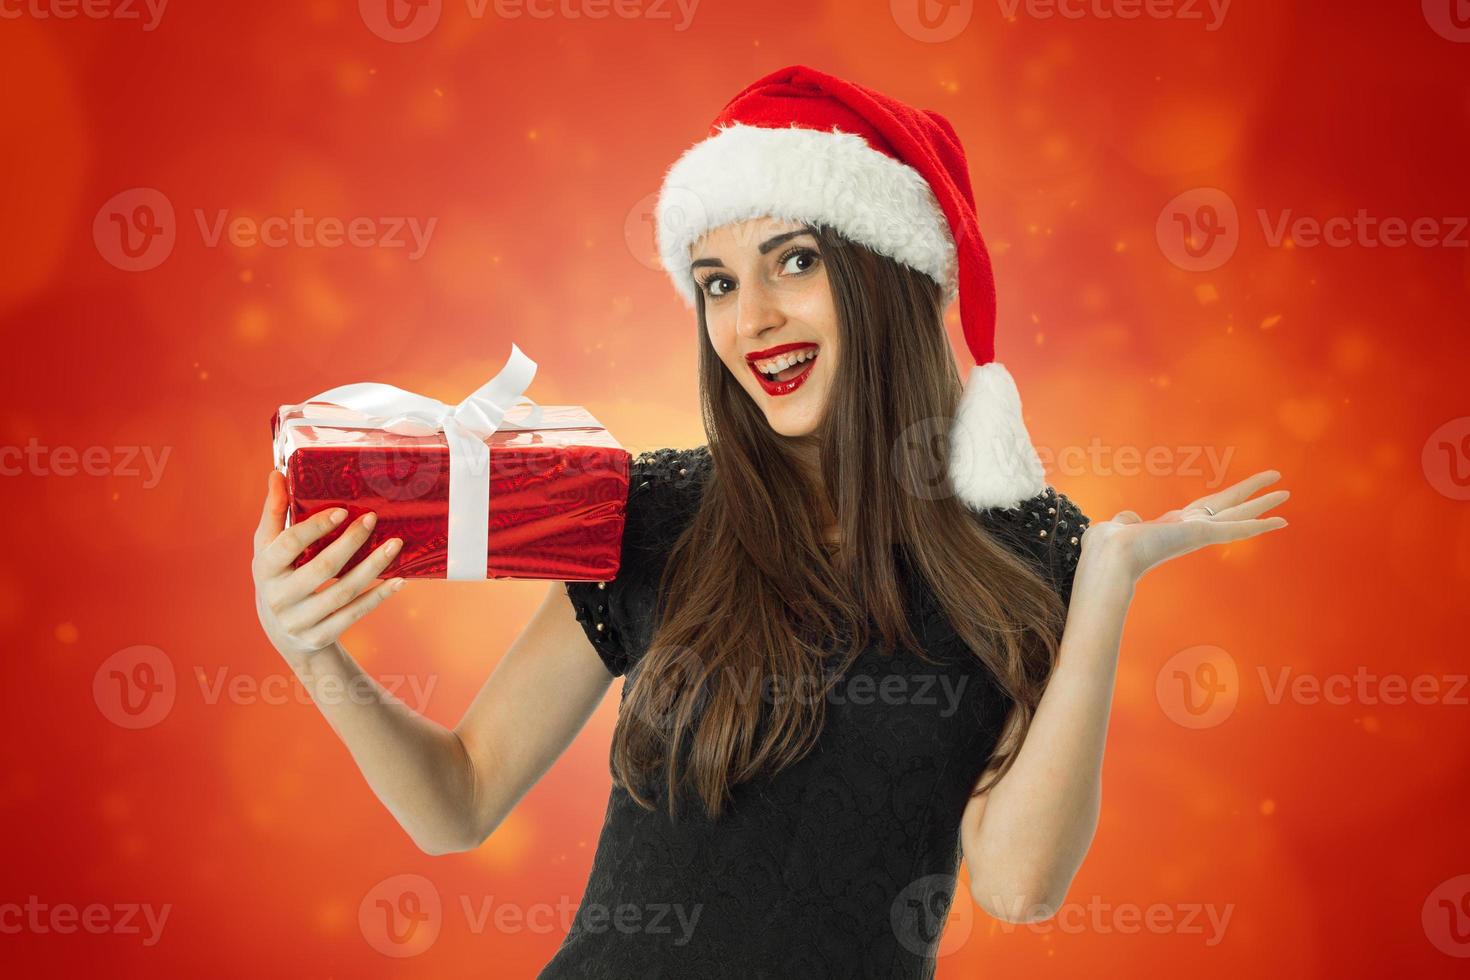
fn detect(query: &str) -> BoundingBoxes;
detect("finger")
[288,535,404,627]
[1212,489,1289,523]
[300,577,407,649]
[1201,516,1288,544]
[1111,510,1143,525]
[253,471,288,556]
[1188,469,1282,515]
[255,506,349,579]
[281,512,381,604]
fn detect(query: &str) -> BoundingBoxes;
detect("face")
[689,216,839,438]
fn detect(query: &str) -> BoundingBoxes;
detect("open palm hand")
[1081,469,1290,584]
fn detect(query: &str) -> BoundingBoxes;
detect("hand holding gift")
[267,344,631,582]
[253,344,630,661]
[252,473,405,663]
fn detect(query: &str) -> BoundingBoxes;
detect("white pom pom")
[948,362,1046,511]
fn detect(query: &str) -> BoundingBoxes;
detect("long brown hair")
[611,224,1065,821]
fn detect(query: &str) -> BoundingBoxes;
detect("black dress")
[542,446,1089,980]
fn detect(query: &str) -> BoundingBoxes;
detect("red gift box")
[269,350,629,581]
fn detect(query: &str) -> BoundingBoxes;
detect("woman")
[251,66,1288,978]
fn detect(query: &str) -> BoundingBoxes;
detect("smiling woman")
[251,62,1288,980]
[540,64,1286,978]
[691,220,840,433]
[537,65,1109,979]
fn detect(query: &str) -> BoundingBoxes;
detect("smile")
[747,343,819,397]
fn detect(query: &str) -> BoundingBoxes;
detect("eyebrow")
[689,226,818,271]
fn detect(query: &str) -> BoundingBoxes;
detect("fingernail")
[329,509,347,524]
[385,538,402,556]
[363,512,377,530]
[391,578,406,592]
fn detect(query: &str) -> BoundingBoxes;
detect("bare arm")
[960,471,1290,921]
[958,568,1128,923]
[252,470,619,855]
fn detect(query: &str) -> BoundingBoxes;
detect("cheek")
[799,281,839,366]
[793,273,838,339]
[705,318,745,374]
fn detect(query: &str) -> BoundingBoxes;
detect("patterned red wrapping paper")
[270,402,629,581]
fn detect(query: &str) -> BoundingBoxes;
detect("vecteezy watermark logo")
[0,439,172,488]
[627,185,710,275]
[992,0,1231,30]
[1160,650,1470,728]
[194,667,438,712]
[93,188,177,272]
[891,874,972,957]
[1036,439,1235,487]
[1421,417,1470,501]
[94,188,438,271]
[491,0,699,29]
[0,898,172,946]
[1423,874,1470,958]
[1156,188,1239,272]
[984,895,1234,945]
[1257,210,1470,250]
[93,645,177,730]
[1155,645,1238,730]
[359,0,443,42]
[891,418,1238,503]
[1159,187,1470,271]
[93,646,439,729]
[193,209,437,260]
[359,877,703,954]
[0,0,168,30]
[623,190,665,273]
[360,874,443,957]
[890,0,974,42]
[892,416,959,502]
[1423,0,1470,43]
[1256,666,1470,707]
[361,0,698,41]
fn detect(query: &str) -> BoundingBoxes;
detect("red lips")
[748,344,819,397]
[745,341,819,363]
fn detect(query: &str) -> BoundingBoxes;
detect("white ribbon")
[276,343,580,580]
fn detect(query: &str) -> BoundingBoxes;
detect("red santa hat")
[654,64,1046,512]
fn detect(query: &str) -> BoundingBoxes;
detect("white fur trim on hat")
[948,362,1046,511]
[656,122,958,307]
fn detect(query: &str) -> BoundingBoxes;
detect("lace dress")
[540,446,1089,980]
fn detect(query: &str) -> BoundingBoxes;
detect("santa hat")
[654,64,1045,512]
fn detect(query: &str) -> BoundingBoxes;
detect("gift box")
[269,344,629,581]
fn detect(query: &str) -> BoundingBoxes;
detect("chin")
[758,400,826,438]
[734,369,828,438]
[765,417,819,438]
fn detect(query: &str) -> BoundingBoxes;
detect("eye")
[778,246,820,276]
[695,273,735,299]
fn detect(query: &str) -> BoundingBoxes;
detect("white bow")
[277,343,566,580]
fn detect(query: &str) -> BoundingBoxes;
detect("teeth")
[754,347,817,374]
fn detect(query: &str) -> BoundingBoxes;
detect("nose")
[734,275,785,342]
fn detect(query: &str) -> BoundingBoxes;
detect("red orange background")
[3,1,1469,976]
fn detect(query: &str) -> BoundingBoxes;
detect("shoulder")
[612,444,712,581]
[970,486,1090,605]
[623,445,711,549]
[564,446,709,678]
[628,445,712,498]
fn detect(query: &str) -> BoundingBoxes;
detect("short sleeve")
[566,577,627,677]
[977,486,1091,608]
[565,446,710,678]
